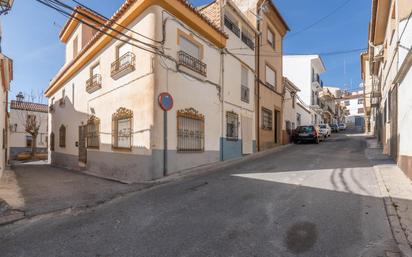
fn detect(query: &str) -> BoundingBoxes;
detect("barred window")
[177,108,204,152]
[50,132,55,151]
[262,108,273,130]
[87,116,100,149]
[112,107,133,150]
[226,112,239,140]
[59,125,66,148]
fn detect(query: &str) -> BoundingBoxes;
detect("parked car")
[338,123,347,131]
[319,124,331,138]
[294,125,321,144]
[330,124,340,133]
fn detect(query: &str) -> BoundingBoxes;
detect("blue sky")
[2,0,371,101]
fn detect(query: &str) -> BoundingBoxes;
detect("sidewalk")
[366,137,412,257]
[0,169,25,224]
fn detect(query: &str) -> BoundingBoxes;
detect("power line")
[70,0,163,44]
[286,0,354,39]
[230,47,366,57]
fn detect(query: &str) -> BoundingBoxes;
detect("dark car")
[294,125,320,144]
[330,124,340,133]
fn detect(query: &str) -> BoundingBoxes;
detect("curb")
[148,144,293,185]
[374,165,412,257]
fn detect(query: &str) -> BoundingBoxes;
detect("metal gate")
[78,125,87,164]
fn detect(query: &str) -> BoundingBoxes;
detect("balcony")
[224,16,240,37]
[241,85,249,103]
[241,32,254,50]
[111,52,136,79]
[178,50,207,76]
[86,74,102,94]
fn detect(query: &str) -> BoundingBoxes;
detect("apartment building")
[46,1,228,183]
[362,0,412,178]
[0,52,12,178]
[200,0,257,160]
[9,93,48,159]
[340,90,365,129]
[283,55,326,125]
[232,0,289,150]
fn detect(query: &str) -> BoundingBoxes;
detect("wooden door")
[241,116,253,154]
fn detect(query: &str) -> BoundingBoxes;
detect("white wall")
[9,109,48,149]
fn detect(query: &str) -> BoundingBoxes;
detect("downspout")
[256,5,261,152]
[220,0,225,161]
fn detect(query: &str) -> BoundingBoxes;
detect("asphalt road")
[0,132,400,257]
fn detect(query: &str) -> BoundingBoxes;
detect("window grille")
[177,108,204,152]
[59,125,66,148]
[262,108,273,130]
[226,112,239,140]
[50,132,55,151]
[112,107,133,150]
[224,15,240,37]
[87,116,100,149]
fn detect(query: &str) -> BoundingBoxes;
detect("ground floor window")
[177,108,204,152]
[226,111,239,140]
[59,125,66,148]
[50,132,55,151]
[87,116,100,149]
[112,107,133,150]
[26,135,33,147]
[262,108,273,130]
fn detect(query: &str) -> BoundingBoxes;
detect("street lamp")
[0,0,13,15]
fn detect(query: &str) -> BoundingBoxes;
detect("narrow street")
[0,131,401,257]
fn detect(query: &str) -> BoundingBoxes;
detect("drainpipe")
[256,4,261,152]
[220,0,225,161]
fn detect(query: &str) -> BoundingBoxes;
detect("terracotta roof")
[10,100,48,113]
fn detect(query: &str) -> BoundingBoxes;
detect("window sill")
[111,146,132,152]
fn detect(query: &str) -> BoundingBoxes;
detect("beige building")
[9,93,48,159]
[233,0,289,150]
[0,52,12,178]
[362,0,412,178]
[46,2,228,183]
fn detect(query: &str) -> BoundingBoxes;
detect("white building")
[340,90,365,129]
[9,93,48,159]
[283,77,300,143]
[200,0,257,160]
[283,55,326,125]
[0,52,12,178]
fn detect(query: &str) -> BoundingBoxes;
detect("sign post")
[158,93,173,177]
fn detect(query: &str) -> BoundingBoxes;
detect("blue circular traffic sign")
[158,92,173,111]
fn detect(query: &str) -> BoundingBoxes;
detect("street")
[0,131,401,257]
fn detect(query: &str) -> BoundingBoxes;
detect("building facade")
[0,52,12,178]
[362,0,412,178]
[283,55,326,125]
[200,0,257,160]
[282,77,299,143]
[9,93,48,159]
[46,1,228,183]
[340,90,365,130]
[233,0,289,151]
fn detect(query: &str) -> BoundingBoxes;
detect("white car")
[338,123,347,131]
[319,124,332,138]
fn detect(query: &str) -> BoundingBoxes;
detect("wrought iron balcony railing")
[178,50,207,76]
[86,74,102,94]
[224,15,240,37]
[241,85,250,103]
[111,52,136,79]
[241,32,254,50]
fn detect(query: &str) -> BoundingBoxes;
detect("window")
[285,120,292,134]
[262,108,273,130]
[59,125,66,148]
[179,36,200,59]
[292,93,296,109]
[297,113,301,126]
[112,42,136,78]
[117,42,132,59]
[358,98,364,104]
[344,100,350,106]
[87,116,100,149]
[73,36,78,58]
[358,108,364,114]
[2,129,5,149]
[241,30,254,50]
[112,107,133,149]
[265,65,276,90]
[224,14,240,37]
[226,112,239,140]
[26,135,33,148]
[241,66,249,103]
[50,132,55,151]
[177,108,204,152]
[267,28,275,49]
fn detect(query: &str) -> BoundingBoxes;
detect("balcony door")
[179,36,200,59]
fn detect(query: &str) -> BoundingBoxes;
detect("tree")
[25,114,41,157]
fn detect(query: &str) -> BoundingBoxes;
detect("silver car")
[319,124,332,138]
